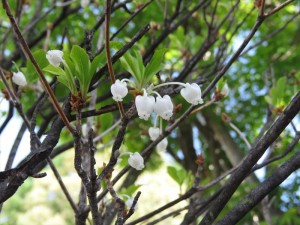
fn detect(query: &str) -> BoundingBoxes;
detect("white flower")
[46,50,64,67]
[148,127,160,141]
[80,0,89,8]
[221,83,229,97]
[135,93,155,120]
[128,152,144,170]
[125,197,138,210]
[180,83,203,105]
[111,79,128,102]
[157,138,168,152]
[12,71,27,86]
[154,95,173,120]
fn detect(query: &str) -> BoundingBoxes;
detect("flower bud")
[12,71,27,86]
[46,50,64,67]
[111,79,128,102]
[157,138,168,152]
[221,83,229,97]
[128,152,144,170]
[180,83,203,105]
[148,127,160,141]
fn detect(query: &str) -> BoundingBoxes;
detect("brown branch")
[260,0,266,17]
[199,91,300,225]
[216,151,300,225]
[105,0,125,118]
[265,0,294,17]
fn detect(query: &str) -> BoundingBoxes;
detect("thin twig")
[228,122,252,150]
[105,0,125,118]
[265,0,294,17]
[259,0,266,17]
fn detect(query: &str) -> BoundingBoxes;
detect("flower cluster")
[111,80,203,121]
[111,80,204,153]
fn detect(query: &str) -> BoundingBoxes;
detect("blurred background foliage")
[0,0,299,224]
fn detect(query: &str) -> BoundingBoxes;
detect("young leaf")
[43,64,76,94]
[26,50,48,83]
[43,64,67,77]
[167,166,181,186]
[120,50,144,85]
[110,41,124,51]
[70,45,91,99]
[90,52,105,78]
[143,48,167,86]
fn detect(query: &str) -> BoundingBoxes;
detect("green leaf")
[25,50,48,83]
[167,166,182,186]
[120,50,144,87]
[110,41,124,51]
[266,76,286,107]
[276,77,286,100]
[43,64,75,92]
[217,77,227,91]
[144,48,167,86]
[43,64,67,77]
[120,184,142,196]
[70,45,91,99]
[90,52,105,77]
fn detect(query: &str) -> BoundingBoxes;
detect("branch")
[105,0,125,118]
[216,151,300,225]
[199,91,300,225]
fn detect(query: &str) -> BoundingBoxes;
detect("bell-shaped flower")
[12,71,27,86]
[148,127,160,141]
[221,83,229,97]
[154,95,174,120]
[135,93,155,120]
[180,83,203,105]
[81,0,89,8]
[46,50,64,67]
[157,138,168,152]
[111,79,128,102]
[128,152,144,170]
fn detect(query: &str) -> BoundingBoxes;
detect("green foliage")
[120,49,167,90]
[70,45,91,99]
[167,165,193,192]
[265,76,287,109]
[22,50,48,83]
[217,77,227,92]
[43,45,104,100]
[120,184,142,196]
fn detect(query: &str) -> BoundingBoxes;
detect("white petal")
[111,79,128,102]
[46,50,63,67]
[128,152,144,170]
[181,83,203,105]
[135,95,155,120]
[221,83,229,96]
[12,71,27,86]
[148,127,160,141]
[154,95,173,120]
[157,138,168,152]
